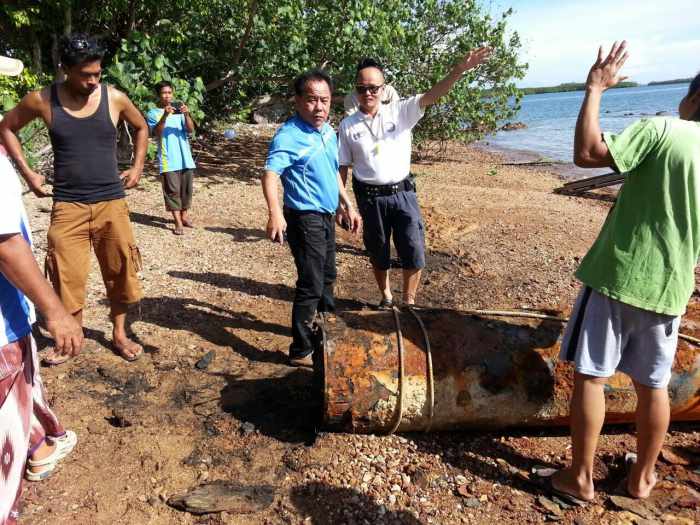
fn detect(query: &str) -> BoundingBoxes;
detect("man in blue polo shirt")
[262,69,360,367]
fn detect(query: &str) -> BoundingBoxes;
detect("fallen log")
[320,307,700,433]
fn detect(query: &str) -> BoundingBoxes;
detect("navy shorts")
[354,187,425,270]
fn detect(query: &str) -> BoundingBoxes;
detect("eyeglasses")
[356,84,384,95]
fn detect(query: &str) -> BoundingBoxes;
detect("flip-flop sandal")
[112,342,143,362]
[41,351,71,366]
[376,298,393,310]
[25,430,78,482]
[533,466,590,508]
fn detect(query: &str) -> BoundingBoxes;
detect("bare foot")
[627,461,657,498]
[551,468,595,502]
[112,337,143,362]
[182,216,194,228]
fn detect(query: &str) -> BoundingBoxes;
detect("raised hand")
[455,46,492,73]
[586,41,629,92]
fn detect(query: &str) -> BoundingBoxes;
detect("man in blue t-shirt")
[0,55,83,524]
[262,69,361,367]
[146,81,197,235]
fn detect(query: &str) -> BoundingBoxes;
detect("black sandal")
[377,298,393,310]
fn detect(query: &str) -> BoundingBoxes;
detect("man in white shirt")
[338,51,490,307]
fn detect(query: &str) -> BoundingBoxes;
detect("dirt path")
[20,129,699,525]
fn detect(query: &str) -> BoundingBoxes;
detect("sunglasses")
[356,84,383,95]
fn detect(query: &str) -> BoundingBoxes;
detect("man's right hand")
[24,170,51,198]
[266,212,287,244]
[160,105,175,120]
[45,308,83,358]
[586,41,629,92]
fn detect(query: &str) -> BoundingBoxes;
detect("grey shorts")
[353,187,425,271]
[560,286,680,388]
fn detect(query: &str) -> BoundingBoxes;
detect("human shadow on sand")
[168,270,366,310]
[138,295,289,365]
[204,226,266,242]
[129,211,172,231]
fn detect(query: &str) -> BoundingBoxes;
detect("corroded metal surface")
[321,307,700,433]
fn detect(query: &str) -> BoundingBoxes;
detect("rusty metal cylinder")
[321,307,700,433]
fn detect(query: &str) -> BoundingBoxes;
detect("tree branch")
[205,0,258,92]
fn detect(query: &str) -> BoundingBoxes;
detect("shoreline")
[474,138,612,181]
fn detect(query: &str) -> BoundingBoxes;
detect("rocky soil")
[17,126,700,525]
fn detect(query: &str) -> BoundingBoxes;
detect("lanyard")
[362,113,383,142]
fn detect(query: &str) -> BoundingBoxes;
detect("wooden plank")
[556,172,626,195]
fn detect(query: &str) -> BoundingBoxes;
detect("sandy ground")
[16,127,699,525]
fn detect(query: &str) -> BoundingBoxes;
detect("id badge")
[373,142,381,156]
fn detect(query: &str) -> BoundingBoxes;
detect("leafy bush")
[104,32,206,123]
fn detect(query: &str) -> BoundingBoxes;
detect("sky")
[490,0,700,87]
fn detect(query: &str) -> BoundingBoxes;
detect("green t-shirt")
[576,117,700,316]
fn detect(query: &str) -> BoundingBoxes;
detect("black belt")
[353,176,414,197]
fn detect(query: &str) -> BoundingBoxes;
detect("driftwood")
[167,482,275,515]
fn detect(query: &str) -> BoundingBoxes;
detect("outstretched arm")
[420,47,492,109]
[574,41,628,168]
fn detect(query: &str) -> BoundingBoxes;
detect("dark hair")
[689,72,700,97]
[688,72,700,122]
[356,58,384,76]
[155,80,174,95]
[59,33,105,68]
[293,69,333,96]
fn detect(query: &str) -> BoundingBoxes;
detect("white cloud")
[494,0,700,86]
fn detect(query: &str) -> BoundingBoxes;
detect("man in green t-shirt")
[548,42,700,504]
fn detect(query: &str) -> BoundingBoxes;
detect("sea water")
[481,83,691,164]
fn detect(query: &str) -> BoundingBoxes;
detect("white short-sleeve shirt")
[338,95,425,185]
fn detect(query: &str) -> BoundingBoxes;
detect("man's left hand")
[120,167,142,189]
[347,208,362,234]
[455,46,492,74]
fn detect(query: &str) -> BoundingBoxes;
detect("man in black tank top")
[0,34,149,364]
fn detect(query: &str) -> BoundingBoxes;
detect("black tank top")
[49,83,124,202]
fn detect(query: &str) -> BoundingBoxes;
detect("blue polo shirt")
[265,114,339,214]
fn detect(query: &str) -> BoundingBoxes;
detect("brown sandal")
[42,350,71,366]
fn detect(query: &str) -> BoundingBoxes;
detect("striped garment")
[0,154,35,347]
[0,335,65,524]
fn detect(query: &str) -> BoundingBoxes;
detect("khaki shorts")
[45,199,143,314]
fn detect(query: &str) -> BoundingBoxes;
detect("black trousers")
[284,208,336,358]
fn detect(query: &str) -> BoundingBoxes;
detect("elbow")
[573,149,602,168]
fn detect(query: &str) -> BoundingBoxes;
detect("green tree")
[1,0,527,152]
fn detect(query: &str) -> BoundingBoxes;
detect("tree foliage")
[1,0,527,149]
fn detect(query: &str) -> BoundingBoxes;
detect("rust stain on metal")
[321,306,700,433]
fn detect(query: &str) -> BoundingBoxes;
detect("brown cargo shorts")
[45,198,143,314]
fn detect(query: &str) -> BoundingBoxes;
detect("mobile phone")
[171,101,183,114]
